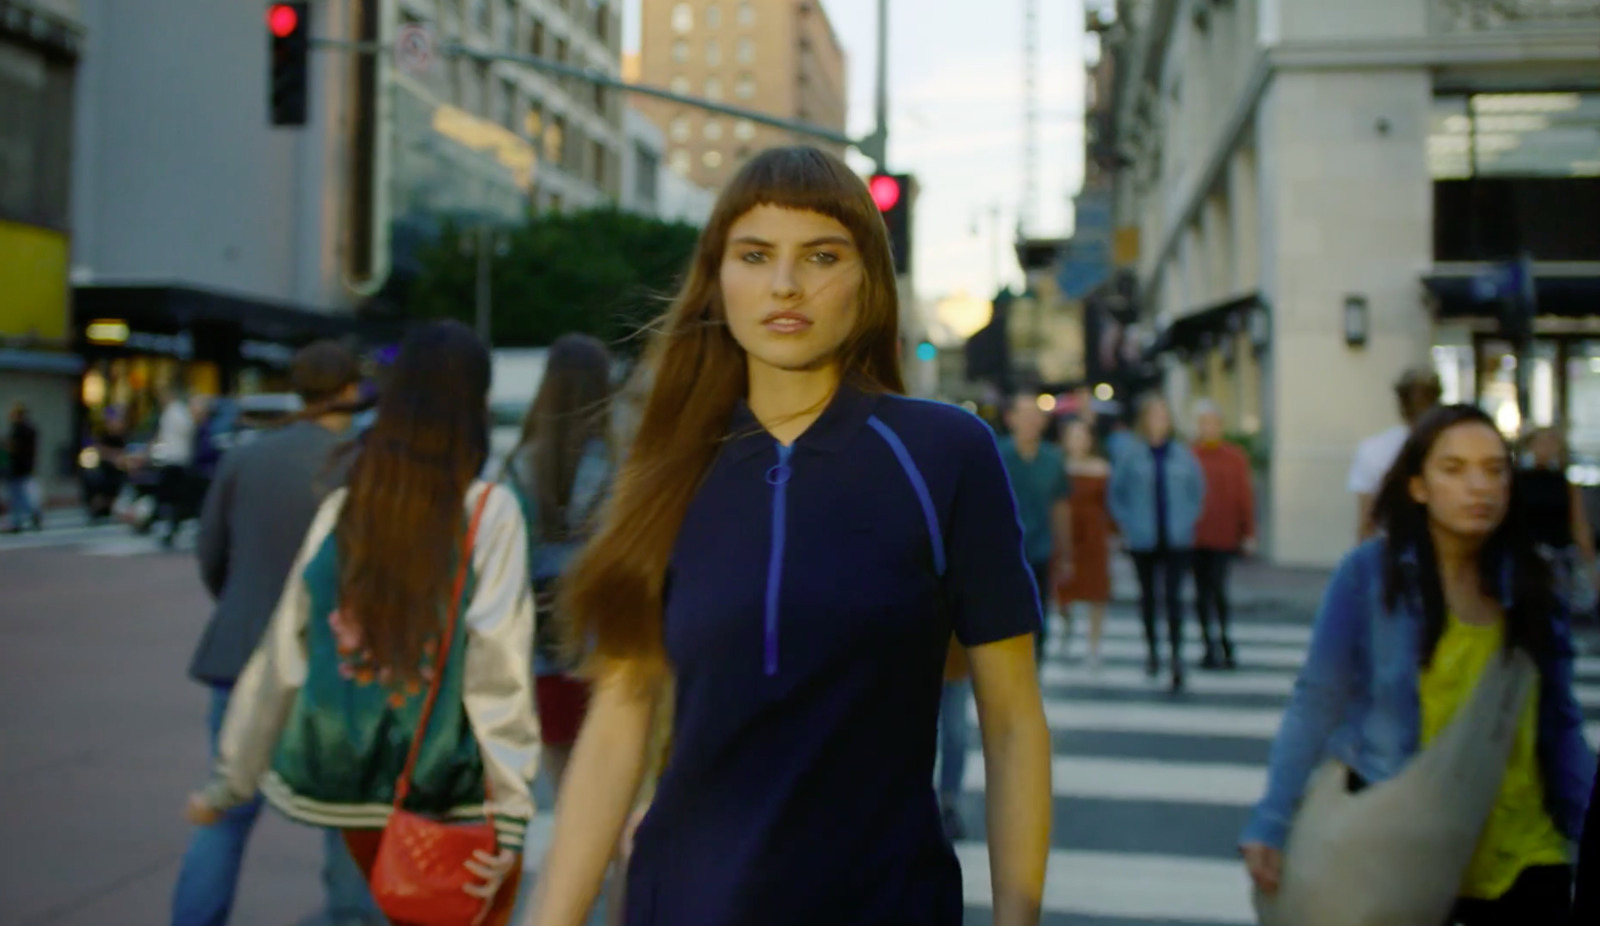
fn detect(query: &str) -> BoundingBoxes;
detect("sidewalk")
[1109,554,1332,617]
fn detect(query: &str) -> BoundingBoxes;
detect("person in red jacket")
[1190,401,1255,669]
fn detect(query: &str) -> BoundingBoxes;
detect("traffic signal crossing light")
[870,173,914,277]
[268,3,309,126]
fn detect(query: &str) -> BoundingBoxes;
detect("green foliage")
[1225,431,1271,472]
[404,208,702,355]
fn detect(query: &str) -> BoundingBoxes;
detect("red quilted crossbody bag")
[370,487,501,926]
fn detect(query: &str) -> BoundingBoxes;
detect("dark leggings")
[1131,549,1188,670]
[1192,549,1233,649]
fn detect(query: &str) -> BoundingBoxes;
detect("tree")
[404,208,702,354]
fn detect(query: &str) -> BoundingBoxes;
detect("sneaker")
[1170,668,1186,693]
[1222,639,1238,670]
[1145,654,1160,678]
[1200,648,1221,671]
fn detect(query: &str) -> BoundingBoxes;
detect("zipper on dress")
[764,443,794,677]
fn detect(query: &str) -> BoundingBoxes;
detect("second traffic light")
[268,3,309,126]
[869,173,914,277]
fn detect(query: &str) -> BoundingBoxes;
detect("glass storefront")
[1438,334,1600,485]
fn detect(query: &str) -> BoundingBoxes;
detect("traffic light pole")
[309,38,867,155]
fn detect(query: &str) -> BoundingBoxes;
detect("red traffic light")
[869,175,901,212]
[267,4,300,38]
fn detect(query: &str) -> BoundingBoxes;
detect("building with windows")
[2,0,84,497]
[622,107,717,223]
[636,0,848,189]
[1097,0,1600,566]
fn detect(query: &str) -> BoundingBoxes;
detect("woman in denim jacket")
[1241,405,1593,924]
[1108,396,1205,691]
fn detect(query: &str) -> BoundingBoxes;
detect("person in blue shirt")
[996,391,1073,661]
[522,146,1053,926]
[1108,395,1204,691]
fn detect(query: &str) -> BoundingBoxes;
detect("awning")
[1424,272,1600,319]
[1146,291,1264,358]
[72,285,403,345]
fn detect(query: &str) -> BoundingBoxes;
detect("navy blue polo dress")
[624,384,1042,926]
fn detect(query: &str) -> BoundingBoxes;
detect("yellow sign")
[431,104,538,190]
[0,220,69,340]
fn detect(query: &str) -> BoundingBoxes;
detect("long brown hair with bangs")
[338,321,491,680]
[559,146,904,680]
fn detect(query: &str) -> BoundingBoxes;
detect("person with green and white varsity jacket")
[187,322,539,922]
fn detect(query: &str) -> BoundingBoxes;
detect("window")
[545,115,566,165]
[500,78,519,131]
[595,2,611,45]
[737,2,754,27]
[704,119,723,140]
[635,141,659,205]
[555,37,569,65]
[564,123,585,172]
[706,39,721,66]
[592,140,608,184]
[525,100,545,139]
[669,115,692,142]
[670,149,692,176]
[1428,92,1600,179]
[736,37,754,64]
[670,75,691,94]
[671,2,693,33]
[502,0,519,47]
[735,74,755,100]
[672,39,689,63]
[470,0,490,33]
[703,149,723,169]
[704,77,722,100]
[734,119,756,141]
[594,82,607,114]
[474,62,491,114]
[530,17,545,56]
[706,2,723,28]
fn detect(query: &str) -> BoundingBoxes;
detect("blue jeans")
[936,681,972,799]
[171,685,379,926]
[6,477,37,528]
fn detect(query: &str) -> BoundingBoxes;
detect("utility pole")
[475,224,492,347]
[868,0,890,173]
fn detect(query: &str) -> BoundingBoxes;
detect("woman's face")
[720,205,863,378]
[1409,421,1510,540]
[1142,401,1173,443]
[1065,420,1093,458]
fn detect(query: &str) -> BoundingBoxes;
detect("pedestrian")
[5,403,42,532]
[1108,395,1204,691]
[501,333,615,794]
[185,322,538,926]
[1057,417,1113,670]
[171,342,379,926]
[1190,400,1255,670]
[1519,426,1598,621]
[152,384,197,547]
[521,145,1052,926]
[997,391,1073,661]
[1242,405,1593,925]
[1347,367,1441,541]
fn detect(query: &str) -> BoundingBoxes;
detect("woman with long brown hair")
[502,333,614,793]
[523,146,1051,926]
[186,321,539,926]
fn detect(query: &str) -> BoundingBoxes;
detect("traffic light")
[870,173,913,276]
[267,3,309,126]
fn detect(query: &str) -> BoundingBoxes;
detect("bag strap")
[392,483,496,809]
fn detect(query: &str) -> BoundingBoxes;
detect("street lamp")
[1344,294,1369,348]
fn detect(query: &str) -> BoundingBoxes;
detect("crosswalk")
[949,607,1600,925]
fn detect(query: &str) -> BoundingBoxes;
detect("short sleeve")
[944,426,1044,648]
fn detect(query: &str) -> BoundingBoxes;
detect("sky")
[624,0,1090,326]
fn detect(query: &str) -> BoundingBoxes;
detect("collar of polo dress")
[723,381,881,462]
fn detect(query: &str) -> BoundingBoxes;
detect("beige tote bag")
[1254,648,1537,926]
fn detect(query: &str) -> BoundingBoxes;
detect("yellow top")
[1418,612,1569,900]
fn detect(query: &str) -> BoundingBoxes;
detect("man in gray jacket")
[171,342,380,926]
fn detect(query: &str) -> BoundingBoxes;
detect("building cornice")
[1132,26,1600,306]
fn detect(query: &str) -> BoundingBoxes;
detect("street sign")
[395,23,434,76]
